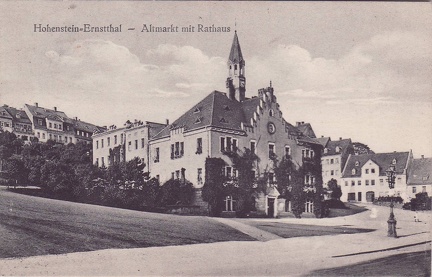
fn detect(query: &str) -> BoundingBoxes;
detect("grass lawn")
[0,188,254,259]
[235,220,374,238]
[306,250,431,277]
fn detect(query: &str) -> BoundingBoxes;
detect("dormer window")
[194,117,202,124]
[219,117,227,123]
[193,107,201,113]
[352,168,356,175]
[392,158,397,165]
[324,148,328,154]
[335,146,340,153]
[355,161,359,166]
[223,105,231,111]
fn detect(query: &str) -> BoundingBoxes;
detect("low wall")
[164,205,208,216]
[373,202,403,209]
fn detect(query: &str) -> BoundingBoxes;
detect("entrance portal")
[267,198,275,217]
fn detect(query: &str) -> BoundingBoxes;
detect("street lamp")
[385,164,397,238]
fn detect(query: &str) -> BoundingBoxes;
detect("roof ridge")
[209,91,217,126]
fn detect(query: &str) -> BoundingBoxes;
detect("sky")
[0,2,431,157]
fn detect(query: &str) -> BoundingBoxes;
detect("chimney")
[75,117,78,120]
[421,155,424,159]
[35,102,38,107]
[339,137,342,140]
[296,122,301,126]
[166,119,169,125]
[321,135,324,138]
[54,107,57,111]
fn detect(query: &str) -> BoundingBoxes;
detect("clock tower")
[226,31,246,102]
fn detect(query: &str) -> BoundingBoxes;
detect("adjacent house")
[406,156,432,199]
[341,151,412,203]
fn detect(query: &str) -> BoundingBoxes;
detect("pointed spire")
[228,32,244,65]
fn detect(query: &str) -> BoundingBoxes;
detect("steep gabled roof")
[316,137,331,147]
[25,104,69,121]
[151,91,247,140]
[3,106,32,124]
[407,158,432,186]
[228,32,244,65]
[72,118,106,134]
[296,123,316,138]
[342,152,410,178]
[0,106,13,119]
[323,139,352,156]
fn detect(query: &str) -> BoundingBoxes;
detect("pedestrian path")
[211,217,282,241]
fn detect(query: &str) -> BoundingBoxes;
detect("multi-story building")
[92,32,323,217]
[406,156,432,199]
[92,120,166,168]
[0,105,33,142]
[146,32,322,216]
[341,151,412,203]
[321,138,354,187]
[23,103,105,144]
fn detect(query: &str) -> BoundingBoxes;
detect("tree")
[272,155,297,199]
[3,156,28,187]
[327,178,342,200]
[353,142,375,155]
[40,161,77,196]
[202,157,227,216]
[223,148,260,214]
[158,178,194,206]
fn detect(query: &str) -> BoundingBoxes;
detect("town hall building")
[92,32,323,217]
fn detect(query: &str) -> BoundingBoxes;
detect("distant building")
[0,105,33,142]
[406,156,432,199]
[341,151,412,203]
[321,138,354,187]
[23,103,105,144]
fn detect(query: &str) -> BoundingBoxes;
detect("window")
[49,134,52,139]
[223,196,237,212]
[42,133,45,139]
[371,180,375,186]
[392,158,397,165]
[220,136,237,152]
[107,137,110,147]
[358,180,361,186]
[330,159,334,164]
[371,168,375,174]
[171,172,175,179]
[67,126,70,131]
[352,168,356,175]
[54,123,57,129]
[269,109,274,117]
[355,161,359,166]
[155,148,160,163]
[366,180,370,186]
[348,193,355,201]
[38,119,43,125]
[324,148,328,154]
[135,140,138,150]
[268,173,275,184]
[380,179,384,185]
[250,141,256,154]
[331,170,334,176]
[365,169,369,174]
[335,158,339,164]
[196,138,202,154]
[95,158,99,167]
[268,143,275,158]
[197,168,203,185]
[345,181,348,186]
[101,157,105,167]
[175,170,180,180]
[326,159,329,164]
[285,146,291,158]
[412,186,416,193]
[101,139,104,148]
[128,141,132,151]
[220,137,225,152]
[335,170,339,176]
[422,186,426,193]
[302,148,314,158]
[171,144,175,159]
[351,181,355,186]
[335,146,340,153]
[141,138,145,148]
[49,123,52,128]
[37,132,40,138]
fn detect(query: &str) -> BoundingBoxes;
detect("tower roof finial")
[270,80,272,88]
[228,31,244,65]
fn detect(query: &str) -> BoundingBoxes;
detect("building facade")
[321,138,354,187]
[341,151,412,203]
[0,105,33,142]
[23,103,105,144]
[406,156,432,199]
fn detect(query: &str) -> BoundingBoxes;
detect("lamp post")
[385,165,397,238]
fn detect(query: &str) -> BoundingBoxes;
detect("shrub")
[325,199,348,209]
